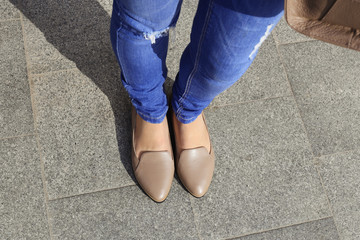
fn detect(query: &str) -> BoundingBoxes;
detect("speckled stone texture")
[48,182,198,240]
[31,69,133,200]
[13,0,114,74]
[316,149,360,240]
[0,21,34,138]
[272,17,314,45]
[279,41,360,156]
[0,136,49,239]
[2,0,360,239]
[0,0,20,20]
[234,217,340,240]
[191,96,330,240]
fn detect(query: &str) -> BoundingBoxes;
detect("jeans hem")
[175,114,198,124]
[136,106,168,124]
[171,100,200,124]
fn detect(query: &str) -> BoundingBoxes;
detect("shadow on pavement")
[9,0,136,182]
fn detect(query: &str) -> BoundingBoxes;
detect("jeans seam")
[176,0,215,119]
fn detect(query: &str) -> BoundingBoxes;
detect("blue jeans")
[110,0,284,123]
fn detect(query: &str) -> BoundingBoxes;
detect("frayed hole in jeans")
[143,26,175,44]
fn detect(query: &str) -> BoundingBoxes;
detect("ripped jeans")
[110,0,284,123]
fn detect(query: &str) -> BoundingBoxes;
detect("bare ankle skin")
[134,113,172,159]
[172,110,211,155]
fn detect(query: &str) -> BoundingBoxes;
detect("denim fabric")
[110,0,284,123]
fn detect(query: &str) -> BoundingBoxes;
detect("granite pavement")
[1,0,359,239]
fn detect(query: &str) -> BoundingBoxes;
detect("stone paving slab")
[3,1,360,239]
[234,217,340,240]
[0,0,20,20]
[0,135,49,239]
[209,35,291,108]
[14,0,113,74]
[21,18,77,74]
[279,41,360,157]
[272,17,314,45]
[0,213,49,240]
[31,69,133,200]
[0,20,34,138]
[315,148,360,240]
[192,96,330,240]
[48,182,198,240]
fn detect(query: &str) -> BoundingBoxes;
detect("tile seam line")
[277,39,318,46]
[274,39,343,239]
[188,195,203,240]
[270,32,279,44]
[0,133,35,141]
[312,158,344,240]
[271,31,316,46]
[316,148,357,158]
[222,215,334,240]
[48,183,137,201]
[0,18,21,22]
[206,94,294,111]
[29,67,79,77]
[19,13,55,240]
[274,33,316,163]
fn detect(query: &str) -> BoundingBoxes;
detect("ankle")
[134,113,171,156]
[172,111,211,153]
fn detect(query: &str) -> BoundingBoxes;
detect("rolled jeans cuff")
[135,106,168,124]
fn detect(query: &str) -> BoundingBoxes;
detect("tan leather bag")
[284,0,360,51]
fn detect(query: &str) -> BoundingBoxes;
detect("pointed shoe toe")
[134,151,174,202]
[176,146,215,198]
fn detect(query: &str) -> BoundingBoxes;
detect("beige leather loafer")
[172,111,215,198]
[131,107,174,202]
